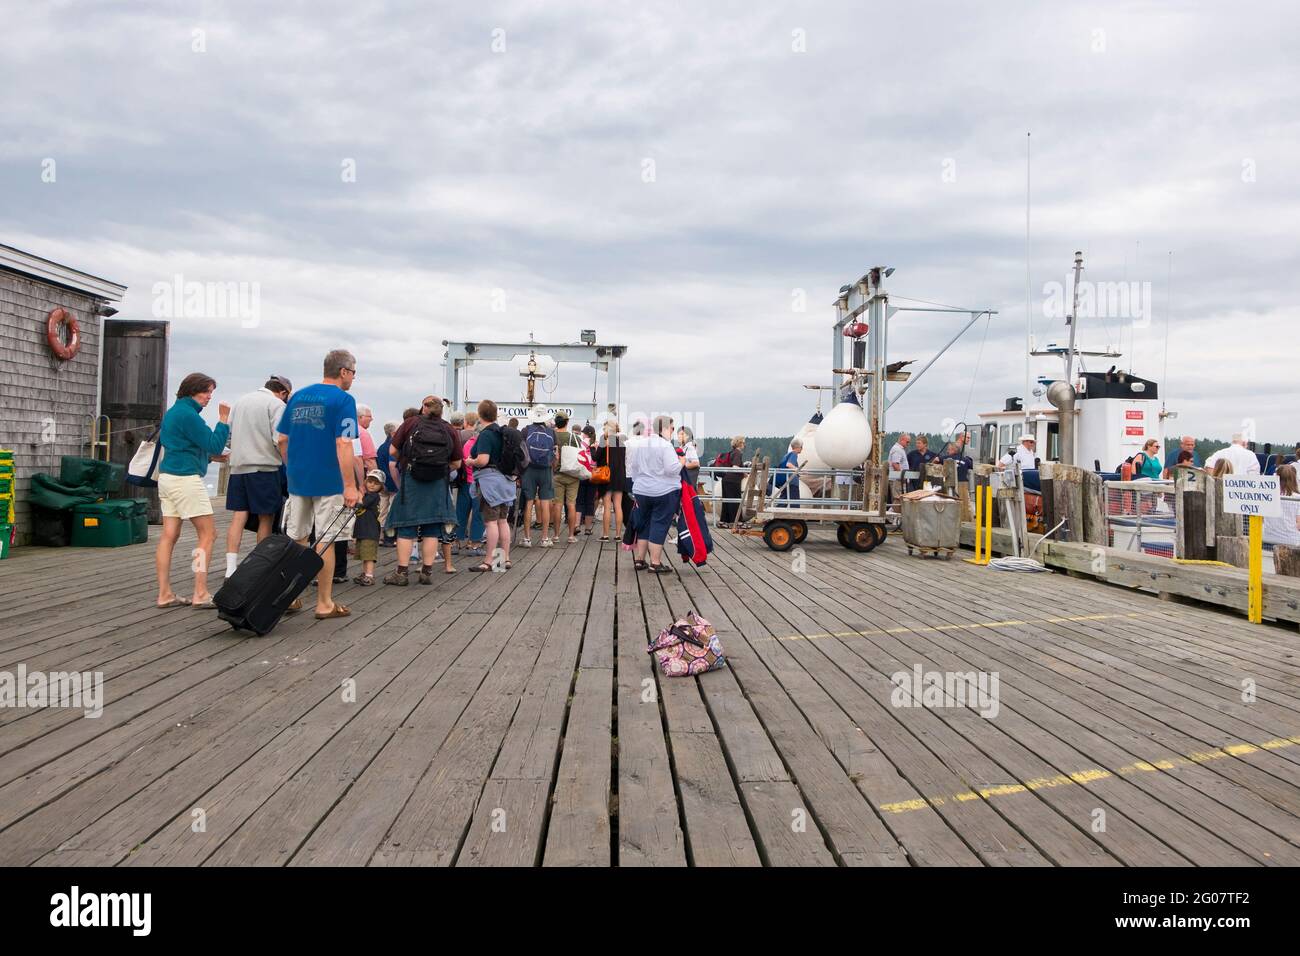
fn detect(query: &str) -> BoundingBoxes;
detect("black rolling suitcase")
[215,507,354,636]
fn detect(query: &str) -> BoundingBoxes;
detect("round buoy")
[817,396,873,470]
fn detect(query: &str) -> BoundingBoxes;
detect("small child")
[352,470,384,585]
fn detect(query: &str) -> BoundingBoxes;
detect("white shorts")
[285,494,355,543]
[158,473,214,520]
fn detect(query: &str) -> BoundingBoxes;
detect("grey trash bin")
[901,495,961,554]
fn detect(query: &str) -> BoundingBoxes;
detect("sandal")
[314,603,352,620]
[634,560,648,571]
[191,597,217,609]
[444,567,458,574]
[646,564,672,574]
[599,535,609,541]
[504,560,512,570]
[286,597,303,613]
[470,563,493,572]
[156,596,192,609]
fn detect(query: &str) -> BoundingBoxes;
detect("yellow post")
[967,482,990,565]
[1248,514,1263,624]
[977,489,987,564]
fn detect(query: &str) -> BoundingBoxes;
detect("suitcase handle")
[309,506,360,556]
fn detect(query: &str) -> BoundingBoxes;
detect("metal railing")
[1103,479,1177,557]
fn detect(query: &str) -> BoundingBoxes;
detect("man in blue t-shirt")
[276,349,360,619]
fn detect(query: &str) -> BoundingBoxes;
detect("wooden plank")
[543,664,612,866]
[613,547,685,866]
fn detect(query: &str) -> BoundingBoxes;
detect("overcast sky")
[4,0,1297,444]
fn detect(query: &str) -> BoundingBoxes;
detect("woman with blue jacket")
[155,372,231,608]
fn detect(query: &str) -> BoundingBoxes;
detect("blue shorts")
[226,470,284,516]
[521,466,555,501]
[634,490,681,545]
[395,522,456,543]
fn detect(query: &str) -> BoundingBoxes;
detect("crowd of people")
[152,356,1300,607]
[152,350,716,610]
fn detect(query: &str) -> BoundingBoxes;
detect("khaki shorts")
[356,538,379,562]
[158,473,213,520]
[285,494,355,543]
[554,472,580,507]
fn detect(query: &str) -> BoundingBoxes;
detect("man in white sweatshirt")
[224,376,292,576]
[1204,434,1261,476]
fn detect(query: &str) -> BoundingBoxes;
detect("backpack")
[404,417,453,482]
[490,424,529,479]
[525,425,555,469]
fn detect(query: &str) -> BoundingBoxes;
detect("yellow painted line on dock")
[776,611,1149,644]
[878,735,1300,815]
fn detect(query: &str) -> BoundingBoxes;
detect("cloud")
[2,0,1297,444]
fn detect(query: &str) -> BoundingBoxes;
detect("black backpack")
[496,425,529,479]
[404,417,453,482]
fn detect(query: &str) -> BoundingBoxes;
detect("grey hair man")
[275,349,359,618]
[887,432,911,508]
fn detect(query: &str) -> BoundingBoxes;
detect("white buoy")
[794,422,830,498]
[817,395,872,469]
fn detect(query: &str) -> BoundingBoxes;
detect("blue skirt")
[386,473,456,530]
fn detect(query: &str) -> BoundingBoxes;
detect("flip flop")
[314,603,351,620]
[191,598,217,609]
[156,596,192,609]
[469,563,492,572]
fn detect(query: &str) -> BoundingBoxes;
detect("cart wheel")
[846,523,879,553]
[907,546,913,555]
[836,523,850,548]
[763,521,796,552]
[872,524,887,545]
[792,521,808,544]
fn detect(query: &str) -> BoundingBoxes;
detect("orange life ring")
[47,308,81,361]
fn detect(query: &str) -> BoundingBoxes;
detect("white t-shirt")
[1000,445,1038,472]
[888,442,908,474]
[1204,443,1261,476]
[628,434,681,497]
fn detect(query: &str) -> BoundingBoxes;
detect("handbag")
[126,430,163,487]
[647,611,726,677]
[590,464,611,485]
[558,435,591,480]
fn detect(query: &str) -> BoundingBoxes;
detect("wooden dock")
[2,505,1300,867]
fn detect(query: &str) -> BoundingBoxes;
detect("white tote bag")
[559,436,591,480]
[127,431,164,487]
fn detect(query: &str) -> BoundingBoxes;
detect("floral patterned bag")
[647,611,726,677]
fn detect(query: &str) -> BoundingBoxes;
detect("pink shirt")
[358,428,377,461]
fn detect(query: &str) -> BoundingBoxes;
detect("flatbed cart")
[728,451,899,553]
[749,506,898,553]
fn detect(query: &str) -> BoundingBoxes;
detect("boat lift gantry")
[832,266,996,519]
[750,266,995,553]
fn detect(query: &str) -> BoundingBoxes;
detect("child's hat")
[366,469,385,483]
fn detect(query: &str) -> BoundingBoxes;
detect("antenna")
[1024,131,1032,426]
[1162,250,1173,411]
